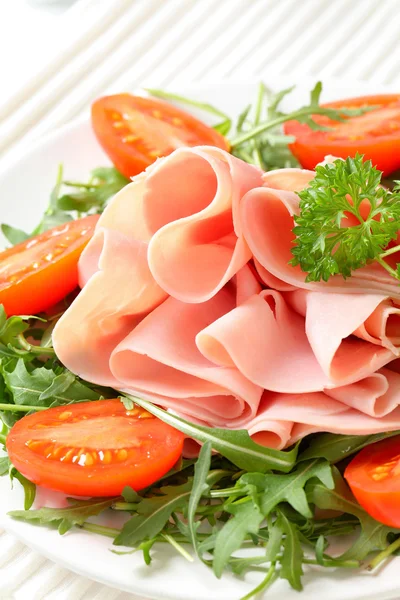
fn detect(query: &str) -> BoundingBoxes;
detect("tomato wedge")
[6,399,185,497]
[0,215,99,316]
[91,94,230,179]
[284,94,400,175]
[345,436,400,527]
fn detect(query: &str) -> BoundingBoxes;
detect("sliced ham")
[196,290,395,391]
[53,229,167,386]
[98,145,262,303]
[110,285,263,425]
[52,147,400,452]
[285,289,396,382]
[246,386,400,449]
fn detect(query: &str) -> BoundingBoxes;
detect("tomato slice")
[6,399,185,497]
[91,94,230,179]
[283,94,400,175]
[345,436,400,527]
[0,215,99,316]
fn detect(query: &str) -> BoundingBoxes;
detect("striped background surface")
[0,0,399,598]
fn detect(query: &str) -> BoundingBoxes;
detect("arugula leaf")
[145,88,231,122]
[213,500,264,577]
[291,155,400,283]
[2,359,101,409]
[187,441,211,556]
[124,394,298,473]
[300,430,400,463]
[1,165,129,246]
[8,497,115,534]
[245,459,334,519]
[0,456,10,476]
[10,468,36,510]
[278,510,303,591]
[308,468,400,561]
[59,168,129,212]
[114,481,193,547]
[1,224,29,245]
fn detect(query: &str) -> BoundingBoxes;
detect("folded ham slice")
[110,285,262,426]
[97,145,262,303]
[196,289,395,391]
[245,380,400,449]
[53,229,167,386]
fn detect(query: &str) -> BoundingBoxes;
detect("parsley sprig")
[291,155,400,283]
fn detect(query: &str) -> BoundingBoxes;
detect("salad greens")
[1,81,400,599]
[147,82,371,172]
[1,165,129,246]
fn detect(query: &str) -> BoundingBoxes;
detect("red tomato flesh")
[284,94,400,175]
[0,215,99,316]
[345,436,400,527]
[91,94,230,179]
[6,399,185,497]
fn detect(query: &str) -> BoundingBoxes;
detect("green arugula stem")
[239,563,277,600]
[231,106,336,148]
[304,558,359,568]
[63,181,102,189]
[80,522,121,538]
[17,334,55,356]
[112,502,139,511]
[252,83,265,168]
[161,533,194,562]
[367,536,400,571]
[0,433,6,445]
[209,487,243,498]
[0,404,47,413]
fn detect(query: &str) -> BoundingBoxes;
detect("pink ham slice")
[196,290,395,392]
[98,145,262,303]
[245,382,400,449]
[110,285,263,426]
[240,173,400,299]
[53,228,167,386]
[288,289,400,356]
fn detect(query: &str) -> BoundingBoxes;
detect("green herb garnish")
[291,155,400,283]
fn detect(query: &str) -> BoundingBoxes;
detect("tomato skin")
[284,94,400,175]
[0,215,99,316]
[91,94,230,179]
[6,399,184,497]
[345,436,400,527]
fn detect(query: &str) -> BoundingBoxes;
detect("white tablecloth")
[0,0,399,598]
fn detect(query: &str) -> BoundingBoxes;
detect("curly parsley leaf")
[291,155,400,283]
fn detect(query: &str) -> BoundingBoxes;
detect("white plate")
[0,78,400,600]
